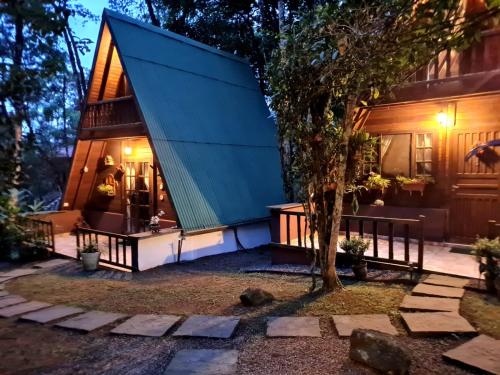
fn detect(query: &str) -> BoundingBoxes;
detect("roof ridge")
[102,8,249,65]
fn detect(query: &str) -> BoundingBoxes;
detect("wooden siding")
[363,93,500,240]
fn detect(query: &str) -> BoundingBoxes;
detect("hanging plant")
[96,183,115,197]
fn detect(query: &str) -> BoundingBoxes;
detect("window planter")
[400,181,426,196]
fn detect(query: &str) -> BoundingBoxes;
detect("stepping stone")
[55,311,127,332]
[0,295,26,308]
[399,295,460,312]
[173,315,239,339]
[32,259,72,269]
[0,268,38,278]
[0,301,52,318]
[266,317,321,337]
[111,314,181,337]
[165,349,238,375]
[332,314,398,337]
[0,291,8,297]
[412,283,464,299]
[20,305,85,323]
[443,335,500,374]
[401,312,476,336]
[423,274,469,289]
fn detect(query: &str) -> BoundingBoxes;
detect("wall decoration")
[104,155,115,166]
[465,140,500,168]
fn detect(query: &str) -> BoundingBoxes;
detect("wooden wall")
[363,93,500,239]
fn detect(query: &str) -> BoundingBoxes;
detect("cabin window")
[380,134,411,177]
[415,133,433,176]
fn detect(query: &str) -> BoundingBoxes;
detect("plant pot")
[401,182,426,196]
[352,261,368,280]
[81,252,100,271]
[150,223,160,233]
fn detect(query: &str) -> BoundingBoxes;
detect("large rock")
[349,329,412,375]
[240,288,274,306]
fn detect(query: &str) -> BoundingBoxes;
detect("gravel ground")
[1,248,494,375]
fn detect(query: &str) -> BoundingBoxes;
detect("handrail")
[22,217,55,252]
[276,209,425,271]
[76,227,139,271]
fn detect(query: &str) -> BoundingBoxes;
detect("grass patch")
[461,291,500,338]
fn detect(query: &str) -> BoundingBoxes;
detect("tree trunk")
[63,27,83,105]
[323,100,357,291]
[145,0,160,27]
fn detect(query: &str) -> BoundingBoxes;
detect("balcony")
[393,29,500,102]
[81,96,141,129]
[80,96,145,139]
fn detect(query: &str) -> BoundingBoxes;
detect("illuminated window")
[415,133,433,176]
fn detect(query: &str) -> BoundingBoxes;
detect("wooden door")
[449,127,500,240]
[124,161,152,233]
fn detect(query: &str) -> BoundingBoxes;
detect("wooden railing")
[23,217,55,252]
[76,227,139,271]
[81,96,141,129]
[277,210,425,271]
[410,29,500,83]
[488,220,500,239]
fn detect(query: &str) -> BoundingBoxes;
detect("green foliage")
[339,236,370,264]
[96,183,115,196]
[396,175,435,186]
[0,192,27,258]
[473,237,500,260]
[79,242,100,254]
[364,173,391,192]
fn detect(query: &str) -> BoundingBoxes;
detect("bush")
[340,236,370,264]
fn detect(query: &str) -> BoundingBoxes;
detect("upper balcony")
[80,95,145,139]
[392,29,500,102]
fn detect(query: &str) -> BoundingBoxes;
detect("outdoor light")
[124,146,132,155]
[437,111,449,127]
[63,202,69,208]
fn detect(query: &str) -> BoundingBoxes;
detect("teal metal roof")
[103,10,285,231]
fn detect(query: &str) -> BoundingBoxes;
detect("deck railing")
[23,217,55,252]
[410,29,500,83]
[81,96,141,129]
[76,227,139,271]
[276,210,425,271]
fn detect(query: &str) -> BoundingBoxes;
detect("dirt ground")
[2,249,498,375]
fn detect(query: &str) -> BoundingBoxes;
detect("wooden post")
[76,226,81,260]
[417,215,426,272]
[131,237,139,271]
[488,220,497,240]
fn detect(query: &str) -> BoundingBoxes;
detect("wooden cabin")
[360,1,500,242]
[54,9,285,270]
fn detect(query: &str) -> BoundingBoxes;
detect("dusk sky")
[70,0,110,69]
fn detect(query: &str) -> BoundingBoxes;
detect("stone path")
[111,314,181,337]
[401,312,476,336]
[411,283,464,298]
[399,295,460,312]
[443,335,500,374]
[173,315,240,339]
[55,311,127,332]
[1,265,497,374]
[332,314,398,337]
[0,301,52,318]
[0,295,26,308]
[422,274,469,288]
[266,317,321,337]
[21,305,85,324]
[164,349,238,375]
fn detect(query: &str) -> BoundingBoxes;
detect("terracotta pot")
[352,262,368,280]
[81,252,100,271]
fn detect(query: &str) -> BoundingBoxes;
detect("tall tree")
[269,0,499,290]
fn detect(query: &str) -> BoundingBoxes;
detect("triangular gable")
[103,9,285,231]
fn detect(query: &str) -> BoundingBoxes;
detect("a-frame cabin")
[62,9,284,233]
[56,10,285,270]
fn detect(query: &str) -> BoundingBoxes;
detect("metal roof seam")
[121,54,259,93]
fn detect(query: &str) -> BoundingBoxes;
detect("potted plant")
[363,173,391,205]
[340,236,370,280]
[79,242,100,271]
[396,176,434,196]
[473,237,500,297]
[96,183,115,197]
